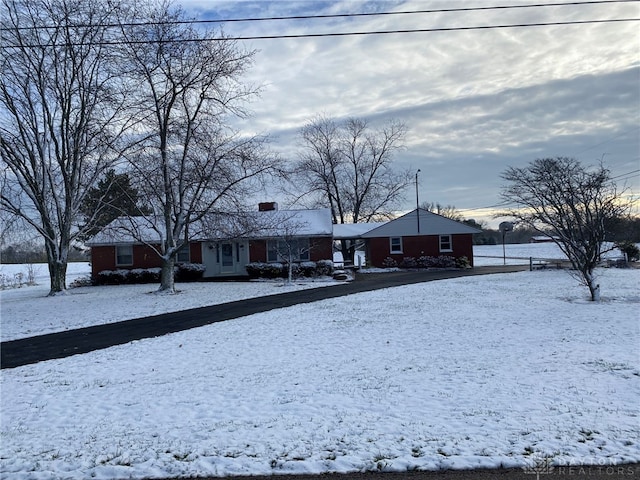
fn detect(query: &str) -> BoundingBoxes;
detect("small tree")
[499,157,630,301]
[269,223,312,284]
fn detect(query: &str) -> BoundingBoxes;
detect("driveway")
[1,266,527,369]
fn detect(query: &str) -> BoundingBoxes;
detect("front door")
[220,242,235,274]
[202,241,249,277]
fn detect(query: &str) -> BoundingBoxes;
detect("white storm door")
[220,242,235,273]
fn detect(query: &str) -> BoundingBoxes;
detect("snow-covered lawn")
[0,243,576,341]
[0,264,341,341]
[1,249,639,479]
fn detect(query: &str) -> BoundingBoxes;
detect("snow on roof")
[332,222,388,239]
[86,209,333,246]
[361,208,482,238]
[244,208,333,238]
[86,216,163,246]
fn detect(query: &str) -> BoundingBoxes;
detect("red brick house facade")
[336,209,480,268]
[87,207,480,278]
[86,207,335,279]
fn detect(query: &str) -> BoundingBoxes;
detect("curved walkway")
[1,265,527,369]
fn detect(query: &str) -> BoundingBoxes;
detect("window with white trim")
[390,237,403,254]
[267,238,310,262]
[439,234,452,252]
[116,245,133,266]
[176,244,190,263]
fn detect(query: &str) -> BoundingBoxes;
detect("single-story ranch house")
[337,208,481,268]
[86,204,481,279]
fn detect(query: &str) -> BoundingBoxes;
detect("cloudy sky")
[178,0,639,227]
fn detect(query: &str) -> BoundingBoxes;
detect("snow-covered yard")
[1,244,639,479]
[0,263,340,341]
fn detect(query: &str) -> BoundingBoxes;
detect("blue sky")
[178,0,640,227]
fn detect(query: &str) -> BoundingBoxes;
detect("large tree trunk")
[158,256,176,293]
[47,260,68,296]
[45,241,68,296]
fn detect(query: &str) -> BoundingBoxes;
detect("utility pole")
[415,169,421,233]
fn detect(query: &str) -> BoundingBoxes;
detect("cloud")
[176,0,639,225]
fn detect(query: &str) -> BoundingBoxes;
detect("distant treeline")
[1,245,88,264]
[468,216,640,245]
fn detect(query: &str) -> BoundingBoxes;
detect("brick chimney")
[258,202,278,211]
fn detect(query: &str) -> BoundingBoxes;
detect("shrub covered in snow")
[299,261,317,277]
[415,255,457,269]
[378,255,465,270]
[96,269,133,285]
[175,263,206,282]
[400,257,418,268]
[69,275,93,288]
[315,259,334,277]
[245,260,334,279]
[455,256,471,269]
[382,257,398,268]
[95,264,205,285]
[245,262,284,279]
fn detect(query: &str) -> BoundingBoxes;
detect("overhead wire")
[1,18,637,48]
[1,0,636,31]
[1,0,638,47]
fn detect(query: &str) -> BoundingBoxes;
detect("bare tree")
[499,157,630,301]
[117,1,277,293]
[0,0,128,295]
[421,202,463,221]
[265,216,312,284]
[295,115,412,262]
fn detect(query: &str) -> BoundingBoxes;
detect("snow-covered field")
[1,244,639,479]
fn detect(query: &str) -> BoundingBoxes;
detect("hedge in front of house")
[245,260,334,279]
[174,262,206,281]
[382,255,470,270]
[95,263,205,285]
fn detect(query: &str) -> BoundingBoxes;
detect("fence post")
[529,257,533,271]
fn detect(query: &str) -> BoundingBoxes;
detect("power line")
[1,17,637,48]
[217,18,639,42]
[1,0,636,31]
[612,168,640,181]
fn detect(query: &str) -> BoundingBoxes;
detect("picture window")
[116,245,133,266]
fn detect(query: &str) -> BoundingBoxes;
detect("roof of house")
[237,208,333,239]
[86,216,164,246]
[360,209,482,238]
[87,208,480,246]
[86,208,334,246]
[332,222,387,240]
